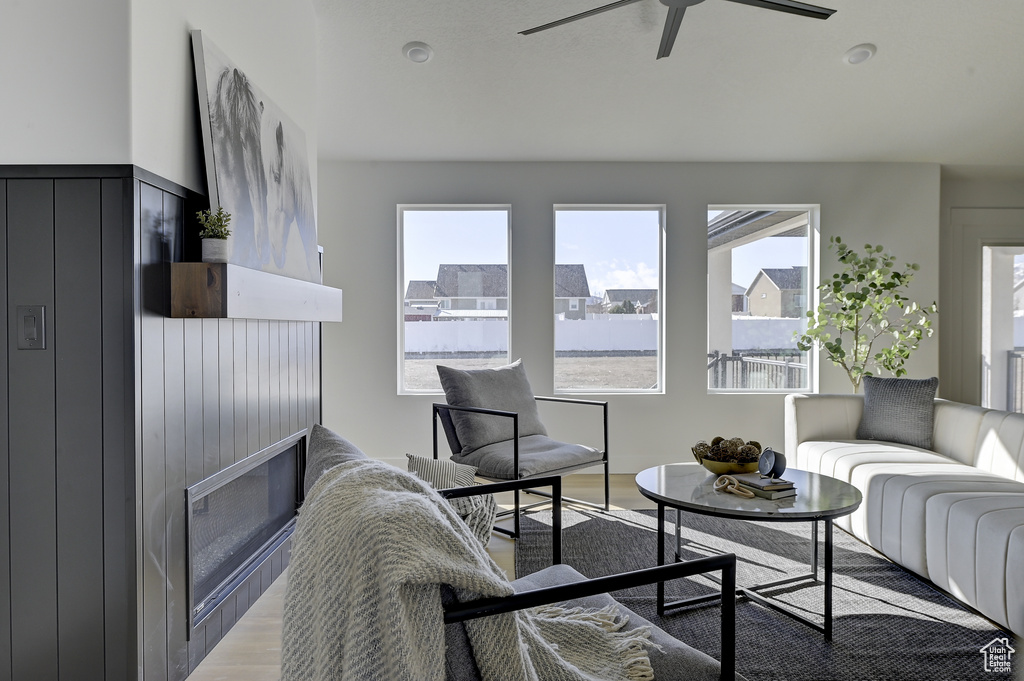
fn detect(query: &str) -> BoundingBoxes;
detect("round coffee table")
[635,463,862,640]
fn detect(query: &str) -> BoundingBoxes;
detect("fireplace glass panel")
[189,441,299,622]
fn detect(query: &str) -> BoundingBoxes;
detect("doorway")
[946,209,1024,407]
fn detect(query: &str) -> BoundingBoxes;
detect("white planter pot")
[201,238,229,263]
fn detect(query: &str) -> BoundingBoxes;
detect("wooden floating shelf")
[171,263,343,322]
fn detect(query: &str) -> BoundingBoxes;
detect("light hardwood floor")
[187,474,654,681]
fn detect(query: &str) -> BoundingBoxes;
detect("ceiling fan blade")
[657,5,686,59]
[720,0,835,20]
[519,0,647,35]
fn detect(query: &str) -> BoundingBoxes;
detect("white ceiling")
[313,0,1024,169]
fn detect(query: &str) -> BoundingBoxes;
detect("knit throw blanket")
[281,460,658,681]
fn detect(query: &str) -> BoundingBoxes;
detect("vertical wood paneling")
[269,321,281,444]
[0,180,12,681]
[305,323,315,428]
[54,179,106,679]
[161,192,193,681]
[7,179,58,681]
[163,318,189,681]
[258,320,271,448]
[218,320,235,472]
[290,321,299,432]
[294,321,305,428]
[199,320,219,480]
[279,322,291,435]
[139,181,168,681]
[314,323,322,424]
[232,321,247,464]
[184,319,205,485]
[101,177,134,681]
[246,320,259,455]
[1,167,322,681]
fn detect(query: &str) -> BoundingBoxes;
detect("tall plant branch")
[796,237,937,392]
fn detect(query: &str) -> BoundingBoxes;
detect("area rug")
[514,509,1016,680]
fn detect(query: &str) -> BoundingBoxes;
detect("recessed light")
[403,41,433,63]
[844,43,876,65]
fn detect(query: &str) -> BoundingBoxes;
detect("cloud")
[590,261,659,295]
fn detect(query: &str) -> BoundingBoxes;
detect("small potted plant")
[196,206,232,263]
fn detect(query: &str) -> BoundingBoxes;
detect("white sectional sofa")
[785,393,1024,635]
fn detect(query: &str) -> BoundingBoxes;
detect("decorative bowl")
[691,447,760,475]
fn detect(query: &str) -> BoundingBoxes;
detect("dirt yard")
[404,356,659,392]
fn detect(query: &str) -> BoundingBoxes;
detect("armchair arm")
[444,553,737,679]
[438,475,562,564]
[535,395,609,462]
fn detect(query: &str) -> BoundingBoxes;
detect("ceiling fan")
[520,0,837,60]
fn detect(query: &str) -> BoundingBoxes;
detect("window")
[554,206,664,392]
[707,207,817,392]
[398,206,510,392]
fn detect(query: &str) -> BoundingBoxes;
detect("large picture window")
[554,206,664,393]
[398,206,511,392]
[707,207,817,392]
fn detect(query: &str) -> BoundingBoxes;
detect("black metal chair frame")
[432,396,610,539]
[438,476,737,681]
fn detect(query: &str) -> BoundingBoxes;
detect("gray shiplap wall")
[0,167,321,681]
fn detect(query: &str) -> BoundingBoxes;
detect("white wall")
[940,175,1024,403]
[318,161,941,472]
[0,0,317,199]
[130,0,318,194]
[0,0,131,164]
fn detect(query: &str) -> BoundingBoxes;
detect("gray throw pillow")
[303,423,368,496]
[406,454,497,546]
[436,359,547,455]
[856,376,939,449]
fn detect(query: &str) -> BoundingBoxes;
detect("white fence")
[404,315,800,354]
[730,316,804,351]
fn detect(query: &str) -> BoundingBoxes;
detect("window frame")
[706,204,820,395]
[552,204,667,395]
[396,204,512,395]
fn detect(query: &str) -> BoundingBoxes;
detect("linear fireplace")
[185,431,305,634]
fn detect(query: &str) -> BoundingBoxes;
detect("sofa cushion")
[856,376,939,449]
[303,423,368,496]
[933,497,1024,632]
[437,360,547,455]
[453,434,602,479]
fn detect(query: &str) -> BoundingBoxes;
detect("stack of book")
[732,473,797,500]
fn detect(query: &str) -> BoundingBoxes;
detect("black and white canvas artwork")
[191,30,320,283]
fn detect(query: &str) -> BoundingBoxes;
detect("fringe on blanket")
[529,604,662,681]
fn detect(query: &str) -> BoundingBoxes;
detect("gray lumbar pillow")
[856,376,939,449]
[303,423,368,496]
[436,359,547,455]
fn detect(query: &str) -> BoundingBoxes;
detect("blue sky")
[401,207,805,296]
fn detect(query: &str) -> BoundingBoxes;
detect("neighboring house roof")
[604,289,657,305]
[405,280,437,299]
[429,264,591,298]
[745,266,806,295]
[434,264,508,298]
[555,264,590,298]
[731,283,747,296]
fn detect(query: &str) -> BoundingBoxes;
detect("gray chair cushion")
[856,376,939,449]
[436,359,547,454]
[453,434,603,479]
[303,423,368,496]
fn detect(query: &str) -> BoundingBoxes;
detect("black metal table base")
[656,504,835,641]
